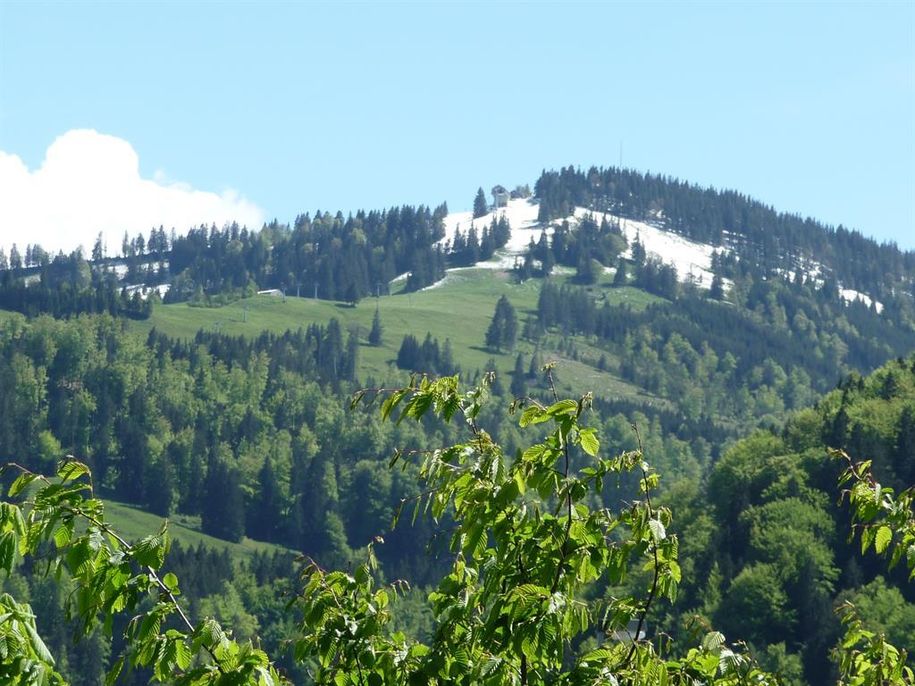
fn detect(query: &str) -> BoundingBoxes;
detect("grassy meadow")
[134,269,666,400]
[104,499,289,560]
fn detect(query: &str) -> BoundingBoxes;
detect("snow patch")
[840,288,884,313]
[124,283,170,300]
[441,199,543,270]
[573,208,719,287]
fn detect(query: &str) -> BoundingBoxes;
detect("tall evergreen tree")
[201,453,245,543]
[9,244,21,270]
[710,273,725,300]
[248,456,282,542]
[613,259,628,286]
[368,308,383,346]
[510,353,527,398]
[485,295,518,352]
[473,187,488,219]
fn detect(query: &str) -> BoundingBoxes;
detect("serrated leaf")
[8,473,38,498]
[874,525,892,554]
[579,428,599,457]
[546,399,578,417]
[519,405,548,427]
[106,656,125,686]
[133,533,168,569]
[57,460,90,483]
[172,636,192,671]
[24,620,54,664]
[0,531,15,573]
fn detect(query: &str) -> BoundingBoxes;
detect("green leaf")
[546,399,578,417]
[162,572,179,593]
[519,405,548,427]
[579,428,599,457]
[105,656,126,686]
[874,525,892,554]
[8,473,38,498]
[0,531,16,573]
[24,619,54,664]
[57,460,90,483]
[133,532,169,569]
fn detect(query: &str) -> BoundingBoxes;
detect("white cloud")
[0,129,265,256]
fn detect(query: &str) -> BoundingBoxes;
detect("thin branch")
[549,397,575,595]
[622,424,660,669]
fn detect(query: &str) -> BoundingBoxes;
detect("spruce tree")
[248,456,281,542]
[485,295,518,351]
[441,338,456,375]
[201,453,245,543]
[473,187,488,218]
[510,353,527,397]
[710,274,725,300]
[613,259,627,286]
[368,308,383,346]
[9,244,21,270]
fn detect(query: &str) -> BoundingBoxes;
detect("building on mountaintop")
[491,185,510,209]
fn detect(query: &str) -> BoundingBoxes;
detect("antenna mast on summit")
[618,140,626,234]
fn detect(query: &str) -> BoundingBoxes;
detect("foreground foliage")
[0,373,910,684]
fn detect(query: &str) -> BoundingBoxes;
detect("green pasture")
[104,500,290,560]
[133,269,665,399]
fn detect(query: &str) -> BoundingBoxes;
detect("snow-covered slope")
[840,288,884,313]
[439,198,542,269]
[430,197,881,309]
[437,198,718,286]
[572,208,719,287]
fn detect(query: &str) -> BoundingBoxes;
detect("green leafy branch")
[322,374,775,685]
[833,448,915,579]
[0,459,285,686]
[832,448,914,684]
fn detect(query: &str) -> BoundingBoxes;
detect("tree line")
[534,164,915,317]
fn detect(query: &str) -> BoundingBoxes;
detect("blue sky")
[1,1,913,252]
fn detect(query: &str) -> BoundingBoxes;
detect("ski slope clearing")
[436,198,719,288]
[440,198,543,270]
[436,197,879,306]
[840,288,884,313]
[442,198,720,286]
[572,208,718,287]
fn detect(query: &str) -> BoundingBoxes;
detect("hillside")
[1,169,914,685]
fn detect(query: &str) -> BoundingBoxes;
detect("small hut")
[491,185,510,209]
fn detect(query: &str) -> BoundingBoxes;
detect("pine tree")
[344,331,359,382]
[345,282,360,307]
[145,456,177,517]
[710,274,725,300]
[576,254,597,285]
[631,232,646,266]
[485,295,518,352]
[248,456,282,542]
[510,353,527,398]
[92,233,104,263]
[201,453,245,543]
[441,338,456,375]
[473,187,488,219]
[368,308,383,346]
[541,238,555,276]
[613,259,627,286]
